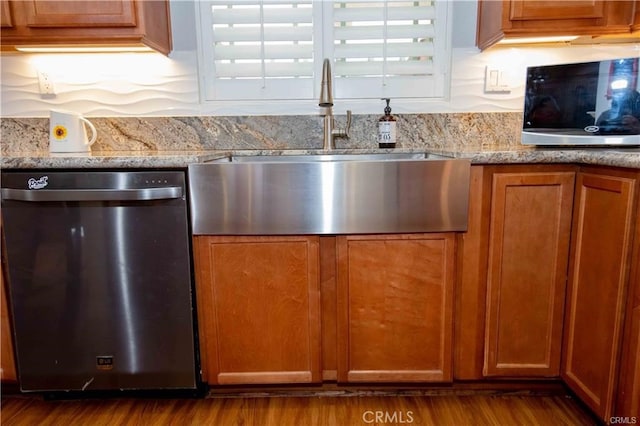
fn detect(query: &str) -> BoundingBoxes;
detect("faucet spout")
[319,59,333,108]
[319,58,350,150]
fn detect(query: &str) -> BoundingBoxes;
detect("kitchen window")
[196,0,452,105]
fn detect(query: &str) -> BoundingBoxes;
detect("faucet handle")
[344,110,352,138]
[333,110,352,139]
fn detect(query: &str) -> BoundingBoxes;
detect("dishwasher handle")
[1,186,183,202]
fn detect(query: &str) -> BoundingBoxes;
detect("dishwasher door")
[1,171,198,392]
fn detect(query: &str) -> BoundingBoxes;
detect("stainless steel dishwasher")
[1,170,200,394]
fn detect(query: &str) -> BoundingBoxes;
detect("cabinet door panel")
[562,171,637,420]
[484,171,575,377]
[1,258,17,382]
[337,234,455,383]
[194,236,321,385]
[617,206,640,418]
[510,1,605,21]
[1,0,13,27]
[618,306,640,417]
[0,0,171,55]
[477,0,634,50]
[24,1,136,27]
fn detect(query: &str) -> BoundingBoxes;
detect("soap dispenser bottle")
[378,98,397,148]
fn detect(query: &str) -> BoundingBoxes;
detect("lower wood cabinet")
[336,234,455,383]
[1,256,17,382]
[484,168,575,377]
[617,209,640,419]
[193,236,321,385]
[186,163,640,411]
[455,165,576,380]
[562,168,639,421]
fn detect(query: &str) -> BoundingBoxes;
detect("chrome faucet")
[319,59,351,150]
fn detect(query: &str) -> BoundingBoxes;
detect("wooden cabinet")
[455,165,576,380]
[1,0,12,28]
[484,168,575,377]
[477,0,636,50]
[1,255,17,382]
[617,223,640,418]
[633,0,640,33]
[455,166,492,380]
[562,168,639,421]
[320,236,338,381]
[616,181,640,419]
[0,0,172,55]
[336,234,455,383]
[186,163,640,403]
[193,236,321,385]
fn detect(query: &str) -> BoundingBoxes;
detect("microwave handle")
[0,187,183,202]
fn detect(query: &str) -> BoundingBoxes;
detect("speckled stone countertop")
[1,146,640,169]
[446,146,640,169]
[2,113,639,169]
[0,150,225,169]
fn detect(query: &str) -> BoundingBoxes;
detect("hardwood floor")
[1,393,597,425]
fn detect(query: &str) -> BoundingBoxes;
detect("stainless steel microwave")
[522,57,640,146]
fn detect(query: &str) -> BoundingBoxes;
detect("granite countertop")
[446,146,640,169]
[1,146,640,169]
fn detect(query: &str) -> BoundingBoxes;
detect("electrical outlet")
[37,70,56,95]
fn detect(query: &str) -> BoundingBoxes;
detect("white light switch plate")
[484,66,511,94]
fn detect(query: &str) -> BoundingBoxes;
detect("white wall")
[0,0,638,117]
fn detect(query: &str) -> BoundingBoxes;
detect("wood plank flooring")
[1,393,598,425]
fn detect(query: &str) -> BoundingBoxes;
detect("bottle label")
[378,122,396,144]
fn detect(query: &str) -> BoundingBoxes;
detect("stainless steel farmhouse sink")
[188,153,471,235]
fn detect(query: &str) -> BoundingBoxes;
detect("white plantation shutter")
[198,0,450,102]
[328,0,449,99]
[200,0,317,100]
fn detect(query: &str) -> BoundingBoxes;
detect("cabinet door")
[0,0,171,55]
[1,0,13,28]
[562,170,637,421]
[194,236,321,385]
[484,170,575,377]
[617,205,640,418]
[477,0,635,50]
[1,257,17,382]
[510,1,607,21]
[337,234,455,383]
[22,1,136,28]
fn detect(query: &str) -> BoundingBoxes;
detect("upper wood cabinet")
[0,0,172,55]
[477,0,636,50]
[1,0,12,28]
[336,234,455,383]
[484,168,575,377]
[562,168,639,422]
[193,236,321,386]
